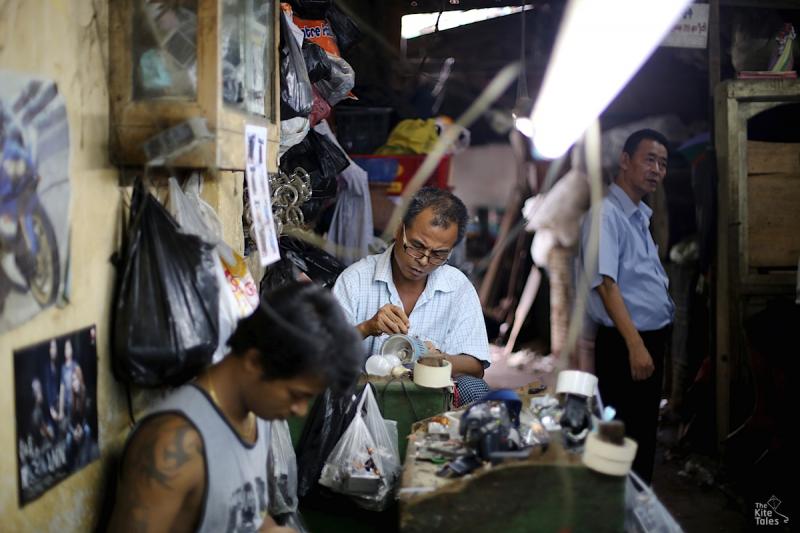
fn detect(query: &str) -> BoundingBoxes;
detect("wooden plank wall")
[746,141,800,269]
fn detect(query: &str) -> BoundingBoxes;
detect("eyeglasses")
[401,226,451,266]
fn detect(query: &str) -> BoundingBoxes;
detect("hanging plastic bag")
[296,387,361,498]
[326,3,362,54]
[318,385,400,510]
[280,10,314,119]
[167,177,255,364]
[167,176,221,243]
[279,130,348,224]
[279,116,311,160]
[112,179,219,387]
[303,41,333,84]
[219,252,259,317]
[291,12,340,56]
[315,53,355,106]
[308,87,331,127]
[286,0,332,20]
[625,471,684,532]
[267,420,300,515]
[280,129,349,185]
[274,235,345,288]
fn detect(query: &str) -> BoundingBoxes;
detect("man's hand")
[628,341,654,381]
[423,341,444,358]
[358,304,409,338]
[596,276,654,382]
[422,341,485,378]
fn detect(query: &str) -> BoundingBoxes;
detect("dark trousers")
[595,325,669,484]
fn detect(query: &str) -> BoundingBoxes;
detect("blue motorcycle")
[0,137,60,309]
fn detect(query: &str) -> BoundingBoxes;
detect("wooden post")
[547,245,574,359]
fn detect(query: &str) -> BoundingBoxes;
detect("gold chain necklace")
[205,372,257,442]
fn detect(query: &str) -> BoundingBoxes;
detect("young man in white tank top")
[108,282,363,533]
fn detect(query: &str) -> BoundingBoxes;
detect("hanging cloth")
[314,120,373,265]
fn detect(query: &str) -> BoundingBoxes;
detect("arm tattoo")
[163,424,194,469]
[115,417,203,532]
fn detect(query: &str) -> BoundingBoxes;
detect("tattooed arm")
[108,414,205,533]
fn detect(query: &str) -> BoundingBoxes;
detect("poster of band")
[0,70,71,334]
[244,124,280,266]
[14,326,100,506]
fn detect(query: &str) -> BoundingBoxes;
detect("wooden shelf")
[109,0,280,170]
[713,78,800,446]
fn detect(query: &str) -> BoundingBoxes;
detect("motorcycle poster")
[14,325,100,506]
[0,70,70,333]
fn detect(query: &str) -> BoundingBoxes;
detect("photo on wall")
[14,325,100,506]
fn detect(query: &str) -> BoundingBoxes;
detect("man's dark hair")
[622,129,670,158]
[402,187,469,245]
[227,282,362,392]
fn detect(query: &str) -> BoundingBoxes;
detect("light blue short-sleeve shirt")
[579,183,674,331]
[332,245,491,366]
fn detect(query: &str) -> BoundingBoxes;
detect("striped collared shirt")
[332,245,490,365]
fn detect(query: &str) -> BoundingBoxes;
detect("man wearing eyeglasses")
[332,187,490,405]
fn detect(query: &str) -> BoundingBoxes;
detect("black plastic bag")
[303,41,333,84]
[280,11,314,119]
[279,132,346,225]
[261,256,301,293]
[260,235,345,293]
[327,3,362,53]
[112,180,219,387]
[287,0,331,20]
[280,130,349,188]
[283,235,345,287]
[296,386,361,498]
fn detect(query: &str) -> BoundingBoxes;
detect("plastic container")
[334,106,394,154]
[352,154,451,196]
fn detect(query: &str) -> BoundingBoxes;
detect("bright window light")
[529,0,692,159]
[402,6,534,40]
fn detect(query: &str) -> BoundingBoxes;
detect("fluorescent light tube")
[529,0,692,159]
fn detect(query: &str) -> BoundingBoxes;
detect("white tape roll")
[582,431,638,476]
[556,370,598,397]
[413,359,452,388]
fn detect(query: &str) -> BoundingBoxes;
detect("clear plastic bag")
[267,420,299,515]
[295,387,360,498]
[625,471,684,533]
[167,177,252,363]
[318,385,400,510]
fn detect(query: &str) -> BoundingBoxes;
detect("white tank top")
[141,384,271,533]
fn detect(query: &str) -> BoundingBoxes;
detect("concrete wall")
[0,1,252,529]
[0,1,128,530]
[450,143,520,212]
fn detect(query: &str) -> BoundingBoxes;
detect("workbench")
[368,375,452,459]
[398,418,626,532]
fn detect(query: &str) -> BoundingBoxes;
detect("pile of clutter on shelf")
[255,0,375,288]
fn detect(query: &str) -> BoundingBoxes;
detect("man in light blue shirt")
[578,129,675,484]
[333,188,490,405]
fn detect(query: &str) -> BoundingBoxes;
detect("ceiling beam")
[400,0,559,15]
[720,0,800,8]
